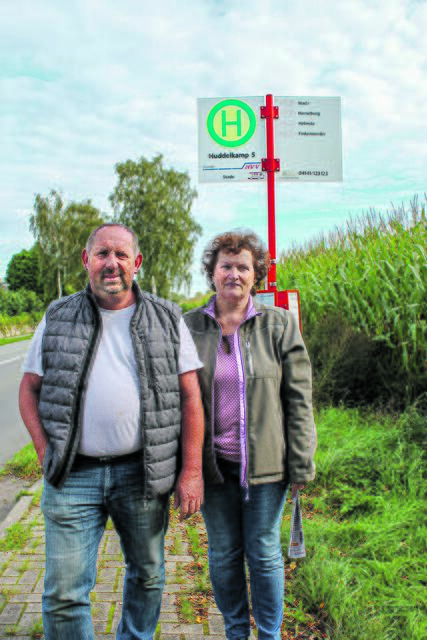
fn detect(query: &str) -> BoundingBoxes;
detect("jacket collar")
[203,294,261,322]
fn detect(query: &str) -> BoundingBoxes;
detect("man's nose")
[105,253,118,268]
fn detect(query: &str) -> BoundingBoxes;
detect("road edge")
[0,478,43,535]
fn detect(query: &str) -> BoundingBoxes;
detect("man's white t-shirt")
[23,305,202,457]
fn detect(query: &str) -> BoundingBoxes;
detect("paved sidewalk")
[0,482,227,639]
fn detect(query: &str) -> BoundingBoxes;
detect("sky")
[1,0,426,294]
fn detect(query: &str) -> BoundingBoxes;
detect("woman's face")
[212,249,255,304]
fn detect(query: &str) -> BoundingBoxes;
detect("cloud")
[0,0,426,290]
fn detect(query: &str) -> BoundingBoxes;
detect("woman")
[184,230,317,640]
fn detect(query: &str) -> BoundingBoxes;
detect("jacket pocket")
[246,377,285,478]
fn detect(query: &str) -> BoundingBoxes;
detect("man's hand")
[19,373,46,467]
[174,469,204,520]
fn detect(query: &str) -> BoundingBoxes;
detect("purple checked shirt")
[204,295,260,491]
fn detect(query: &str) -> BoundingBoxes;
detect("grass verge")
[284,406,427,640]
[0,335,32,347]
[1,443,42,481]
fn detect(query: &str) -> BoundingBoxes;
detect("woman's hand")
[292,484,305,498]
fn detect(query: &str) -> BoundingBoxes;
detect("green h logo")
[207,99,256,147]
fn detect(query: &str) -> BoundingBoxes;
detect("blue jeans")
[41,454,169,640]
[202,461,287,640]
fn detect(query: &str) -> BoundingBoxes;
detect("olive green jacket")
[183,297,317,486]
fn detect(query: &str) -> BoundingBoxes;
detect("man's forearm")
[174,370,204,518]
[19,373,47,465]
[180,389,204,473]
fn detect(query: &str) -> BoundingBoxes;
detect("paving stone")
[92,602,111,621]
[163,583,184,593]
[23,603,43,614]
[158,610,179,622]
[0,575,18,584]
[3,566,21,577]
[101,559,123,568]
[161,594,176,611]
[98,568,117,583]
[13,584,35,594]
[161,622,205,635]
[33,578,44,593]
[16,612,41,631]
[10,593,41,603]
[93,618,108,633]
[94,590,119,601]
[167,554,193,562]
[95,583,118,593]
[105,537,122,556]
[207,612,226,634]
[0,602,24,624]
[19,570,40,585]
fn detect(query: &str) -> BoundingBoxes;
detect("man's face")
[82,226,142,308]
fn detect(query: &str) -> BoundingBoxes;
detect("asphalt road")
[0,340,31,468]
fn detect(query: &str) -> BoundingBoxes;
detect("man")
[19,223,204,640]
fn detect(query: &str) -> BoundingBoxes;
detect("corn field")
[277,196,427,377]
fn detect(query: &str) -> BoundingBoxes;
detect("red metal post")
[261,94,279,290]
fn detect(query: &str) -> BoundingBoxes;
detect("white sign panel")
[286,291,300,326]
[198,97,266,183]
[256,292,275,306]
[275,96,342,182]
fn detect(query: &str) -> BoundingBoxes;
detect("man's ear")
[134,253,143,274]
[82,249,89,270]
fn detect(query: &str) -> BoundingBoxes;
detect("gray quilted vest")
[39,283,181,495]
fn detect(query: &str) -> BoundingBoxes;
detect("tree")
[30,190,104,300]
[5,245,43,294]
[109,154,201,298]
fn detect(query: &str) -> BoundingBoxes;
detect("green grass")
[0,443,42,481]
[169,531,185,555]
[0,523,34,551]
[105,603,116,634]
[0,334,33,346]
[185,520,211,593]
[283,406,427,640]
[29,618,43,639]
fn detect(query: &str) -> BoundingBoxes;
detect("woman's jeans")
[202,461,288,640]
[41,454,169,640]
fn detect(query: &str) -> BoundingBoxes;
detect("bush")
[303,312,425,410]
[0,312,43,337]
[0,288,44,317]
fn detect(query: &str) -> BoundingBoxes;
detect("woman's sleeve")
[280,311,317,484]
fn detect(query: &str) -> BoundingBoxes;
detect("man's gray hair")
[86,223,140,255]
